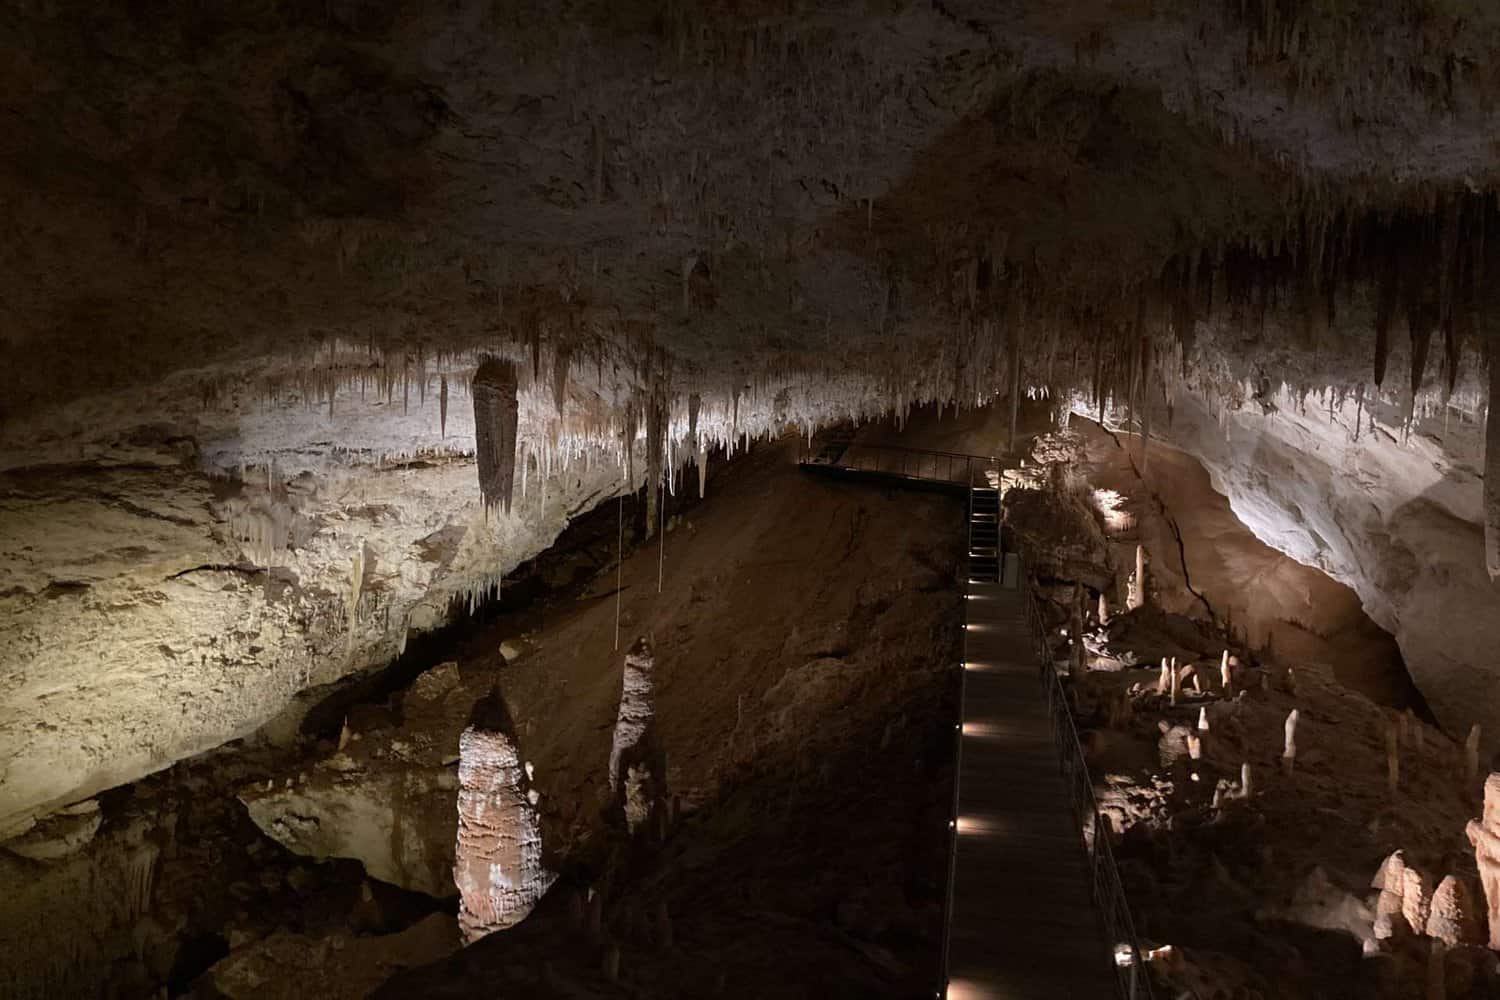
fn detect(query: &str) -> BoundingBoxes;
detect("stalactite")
[1007,316,1022,450]
[439,376,449,438]
[473,357,520,514]
[553,346,571,415]
[643,388,666,541]
[1375,252,1398,388]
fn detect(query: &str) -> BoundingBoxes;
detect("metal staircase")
[967,485,1001,583]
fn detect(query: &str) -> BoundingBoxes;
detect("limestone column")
[1465,773,1500,950]
[454,689,556,944]
[609,637,663,832]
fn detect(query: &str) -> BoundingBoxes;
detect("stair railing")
[1022,570,1156,1000]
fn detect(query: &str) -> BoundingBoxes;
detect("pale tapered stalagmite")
[1373,850,1408,940]
[454,688,556,944]
[1240,762,1254,799]
[1097,592,1110,625]
[1127,544,1147,610]
[472,357,520,513]
[1157,659,1170,697]
[1198,707,1210,732]
[609,638,663,833]
[1282,710,1299,775]
[1465,773,1500,950]
[1427,875,1481,946]
[1170,657,1181,706]
[1403,867,1433,936]
[1220,650,1232,691]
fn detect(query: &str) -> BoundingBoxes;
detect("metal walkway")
[798,433,1152,998]
[944,580,1118,998]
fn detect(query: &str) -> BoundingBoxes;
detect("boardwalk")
[946,580,1117,999]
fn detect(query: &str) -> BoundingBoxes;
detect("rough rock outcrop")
[454,690,555,944]
[238,662,470,897]
[203,912,459,1000]
[240,764,458,898]
[609,638,663,832]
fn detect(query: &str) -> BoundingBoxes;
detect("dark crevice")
[167,563,266,580]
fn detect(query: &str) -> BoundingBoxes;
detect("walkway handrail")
[1023,572,1156,1000]
[798,440,1002,488]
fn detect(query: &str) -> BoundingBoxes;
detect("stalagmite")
[1240,762,1253,799]
[1466,773,1500,950]
[1373,850,1408,940]
[1128,544,1147,610]
[1282,709,1299,775]
[609,638,663,833]
[1403,867,1433,938]
[454,688,556,944]
[1198,707,1210,732]
[1426,875,1480,946]
[472,357,520,513]
[1157,659,1170,697]
[1170,658,1182,706]
[1220,650,1232,691]
[1097,592,1110,625]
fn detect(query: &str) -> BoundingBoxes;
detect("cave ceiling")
[4,0,1500,829]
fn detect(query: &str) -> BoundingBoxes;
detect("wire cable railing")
[1022,570,1156,1000]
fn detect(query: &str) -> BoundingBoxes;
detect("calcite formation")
[1426,875,1480,947]
[1465,773,1500,951]
[453,690,555,944]
[609,638,663,832]
[471,357,519,514]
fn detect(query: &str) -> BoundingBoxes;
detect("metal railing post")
[1021,562,1155,1000]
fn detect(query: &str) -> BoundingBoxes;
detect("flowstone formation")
[454,688,555,945]
[608,637,663,833]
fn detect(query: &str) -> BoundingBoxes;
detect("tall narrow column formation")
[1467,773,1500,950]
[472,357,519,514]
[454,688,555,944]
[609,637,663,833]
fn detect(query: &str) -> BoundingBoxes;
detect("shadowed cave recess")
[4,2,1500,998]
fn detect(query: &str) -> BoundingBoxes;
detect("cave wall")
[1157,377,1499,745]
